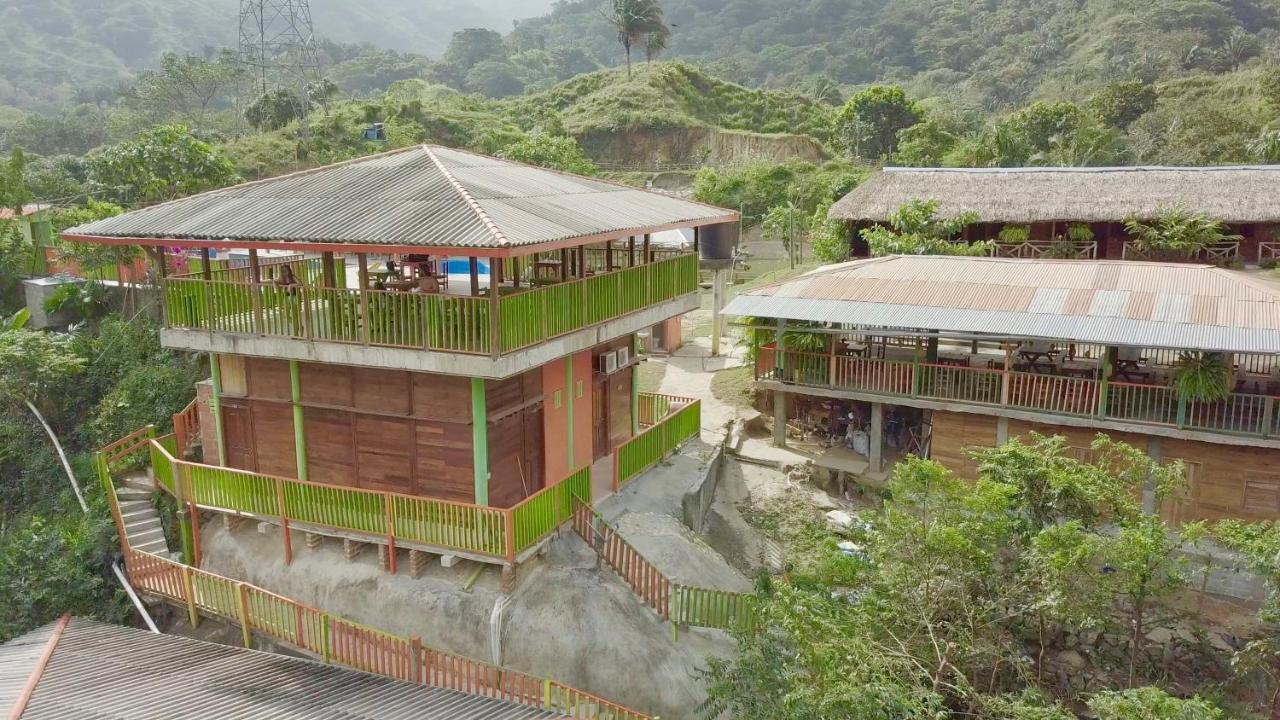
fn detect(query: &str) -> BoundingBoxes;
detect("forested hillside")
[0,0,553,109]
[513,0,1280,108]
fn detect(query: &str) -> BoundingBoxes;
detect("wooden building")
[830,166,1280,264]
[726,255,1280,525]
[67,145,733,574]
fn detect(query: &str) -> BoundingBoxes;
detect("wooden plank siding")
[929,409,1280,525]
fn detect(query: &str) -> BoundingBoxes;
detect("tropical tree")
[644,26,670,63]
[497,131,597,175]
[605,0,668,78]
[860,199,987,256]
[88,124,238,204]
[1124,205,1242,258]
[117,51,242,133]
[834,85,922,160]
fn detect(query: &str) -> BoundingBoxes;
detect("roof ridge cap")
[423,145,509,246]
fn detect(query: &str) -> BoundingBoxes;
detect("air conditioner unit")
[599,350,618,374]
[615,347,631,368]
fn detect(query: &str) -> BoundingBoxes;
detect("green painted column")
[290,360,308,481]
[565,357,575,469]
[208,353,227,466]
[471,378,489,506]
[631,337,640,436]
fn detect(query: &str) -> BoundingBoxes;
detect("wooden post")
[188,501,202,567]
[248,249,265,333]
[489,273,500,357]
[773,318,787,447]
[383,494,397,575]
[276,477,293,565]
[869,402,883,473]
[321,251,337,288]
[469,256,480,296]
[181,566,199,628]
[605,243,614,272]
[290,360,308,482]
[209,353,227,466]
[511,256,521,288]
[357,253,370,345]
[320,615,331,663]
[200,247,214,326]
[576,245,586,278]
[505,510,516,564]
[410,635,424,684]
[693,226,700,253]
[828,334,838,388]
[1001,342,1013,404]
[237,582,253,647]
[1098,346,1113,418]
[628,236,636,267]
[560,249,569,281]
[642,234,651,264]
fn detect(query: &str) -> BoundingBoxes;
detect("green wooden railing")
[163,252,697,357]
[763,348,1280,440]
[148,436,589,562]
[616,395,701,489]
[671,585,757,632]
[499,253,698,352]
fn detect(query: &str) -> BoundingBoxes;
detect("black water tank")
[699,222,739,269]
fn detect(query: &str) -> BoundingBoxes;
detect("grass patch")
[710,365,756,411]
[743,491,868,587]
[636,358,667,393]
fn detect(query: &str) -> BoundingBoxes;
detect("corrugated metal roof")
[67,146,736,249]
[829,165,1280,223]
[721,255,1280,354]
[0,622,56,717]
[11,618,557,720]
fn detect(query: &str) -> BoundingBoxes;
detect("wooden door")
[592,375,609,460]
[220,399,254,471]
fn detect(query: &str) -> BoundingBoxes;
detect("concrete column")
[289,360,308,482]
[996,416,1009,445]
[711,268,726,357]
[472,378,489,505]
[869,402,884,473]
[630,337,639,436]
[772,391,787,447]
[208,353,227,466]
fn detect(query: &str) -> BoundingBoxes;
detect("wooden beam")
[560,249,569,282]
[469,257,480,296]
[642,233,651,264]
[321,251,337,288]
[628,236,636,267]
[248,249,264,333]
[357,254,370,345]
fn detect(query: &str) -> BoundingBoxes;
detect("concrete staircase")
[115,474,173,557]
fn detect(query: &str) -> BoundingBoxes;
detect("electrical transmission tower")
[237,0,323,143]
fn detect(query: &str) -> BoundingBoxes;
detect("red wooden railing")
[172,399,200,458]
[572,501,670,620]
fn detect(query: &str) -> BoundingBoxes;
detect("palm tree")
[645,26,669,63]
[605,0,667,77]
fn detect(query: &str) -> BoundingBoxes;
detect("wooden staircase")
[115,474,173,557]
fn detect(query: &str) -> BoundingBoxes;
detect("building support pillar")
[711,268,726,357]
[996,416,1009,446]
[566,356,575,469]
[631,338,639,436]
[869,402,883,473]
[773,391,787,447]
[472,378,489,506]
[209,353,227,466]
[289,360,308,482]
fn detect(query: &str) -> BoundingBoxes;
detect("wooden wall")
[930,410,1280,524]
[217,356,478,504]
[486,370,545,508]
[928,411,998,480]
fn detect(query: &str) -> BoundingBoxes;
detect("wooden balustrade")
[164,252,697,357]
[147,436,591,562]
[615,397,701,489]
[764,348,1280,439]
[572,502,670,619]
[172,399,200,458]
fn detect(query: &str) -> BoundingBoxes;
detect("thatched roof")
[828,166,1280,224]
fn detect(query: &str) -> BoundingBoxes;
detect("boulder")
[825,510,854,533]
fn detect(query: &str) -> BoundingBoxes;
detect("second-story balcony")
[757,339,1280,443]
[160,246,698,360]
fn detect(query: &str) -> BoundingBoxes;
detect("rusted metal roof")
[829,166,1280,223]
[722,256,1280,353]
[9,618,557,719]
[65,146,737,250]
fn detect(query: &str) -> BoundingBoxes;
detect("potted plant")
[1171,352,1232,403]
[1124,205,1242,262]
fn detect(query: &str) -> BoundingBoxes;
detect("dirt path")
[656,335,747,440]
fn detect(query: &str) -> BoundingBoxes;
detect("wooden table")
[1018,350,1058,373]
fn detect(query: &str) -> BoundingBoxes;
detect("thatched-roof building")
[830,166,1280,264]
